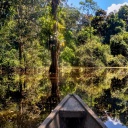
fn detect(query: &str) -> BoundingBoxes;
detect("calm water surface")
[0,67,128,128]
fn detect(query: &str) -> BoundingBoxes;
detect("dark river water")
[0,67,128,128]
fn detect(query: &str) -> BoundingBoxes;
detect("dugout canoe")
[38,94,107,128]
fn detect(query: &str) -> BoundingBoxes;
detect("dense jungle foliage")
[0,0,128,71]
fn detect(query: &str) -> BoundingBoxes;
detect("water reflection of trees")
[0,68,128,127]
[60,68,111,104]
[0,71,49,128]
[37,73,60,114]
[94,75,128,126]
[0,70,61,128]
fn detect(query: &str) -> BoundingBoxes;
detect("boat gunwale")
[38,94,71,128]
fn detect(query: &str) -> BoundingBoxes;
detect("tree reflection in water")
[38,73,60,114]
[94,75,128,127]
[0,68,127,128]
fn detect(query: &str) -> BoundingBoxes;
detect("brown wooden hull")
[38,94,107,128]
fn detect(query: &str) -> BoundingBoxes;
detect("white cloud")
[106,2,128,15]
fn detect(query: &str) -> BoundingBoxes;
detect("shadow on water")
[0,68,128,128]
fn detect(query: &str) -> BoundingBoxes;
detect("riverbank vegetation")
[0,0,128,72]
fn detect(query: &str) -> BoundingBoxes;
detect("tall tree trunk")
[49,0,60,74]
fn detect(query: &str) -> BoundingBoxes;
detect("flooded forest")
[0,0,128,128]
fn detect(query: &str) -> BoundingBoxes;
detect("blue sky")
[67,0,128,14]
